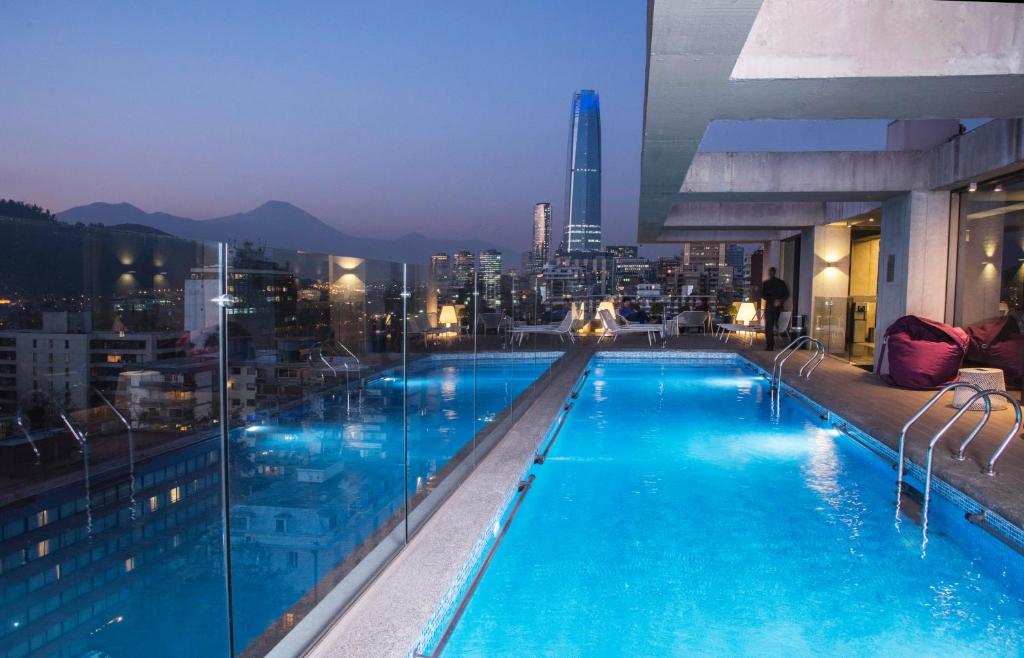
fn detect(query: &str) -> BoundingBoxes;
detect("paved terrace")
[306,333,1023,658]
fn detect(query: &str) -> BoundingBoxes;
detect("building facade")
[532,203,551,271]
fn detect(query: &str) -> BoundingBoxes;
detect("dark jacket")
[761,277,790,305]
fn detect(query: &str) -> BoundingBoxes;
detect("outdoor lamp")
[736,302,757,325]
[596,300,616,324]
[439,305,458,327]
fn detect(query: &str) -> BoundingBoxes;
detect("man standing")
[760,267,790,351]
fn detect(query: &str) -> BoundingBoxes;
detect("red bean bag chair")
[966,313,1024,382]
[878,315,970,389]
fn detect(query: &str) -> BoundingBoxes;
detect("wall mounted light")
[969,182,978,193]
[994,184,1004,193]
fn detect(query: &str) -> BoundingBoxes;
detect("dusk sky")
[1,1,897,255]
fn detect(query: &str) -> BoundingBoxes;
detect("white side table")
[953,367,1008,410]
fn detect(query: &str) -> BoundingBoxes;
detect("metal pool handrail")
[912,389,1021,557]
[977,391,1023,475]
[770,335,825,390]
[895,382,984,516]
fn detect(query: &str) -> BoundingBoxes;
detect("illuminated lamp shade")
[438,305,458,327]
[735,302,757,324]
[596,300,617,323]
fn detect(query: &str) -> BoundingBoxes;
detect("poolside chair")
[598,309,664,345]
[667,310,709,336]
[510,311,576,345]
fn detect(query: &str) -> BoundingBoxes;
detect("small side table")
[953,367,1007,410]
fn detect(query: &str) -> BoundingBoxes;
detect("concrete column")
[875,191,952,364]
[798,228,814,321]
[763,239,781,278]
[810,225,852,353]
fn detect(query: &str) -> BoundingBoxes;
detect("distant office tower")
[431,253,451,301]
[453,251,475,290]
[478,249,502,308]
[563,90,602,253]
[682,242,725,267]
[725,244,744,272]
[532,202,552,269]
[430,253,451,283]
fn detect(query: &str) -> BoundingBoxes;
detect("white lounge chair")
[667,310,709,336]
[598,309,664,345]
[510,311,576,345]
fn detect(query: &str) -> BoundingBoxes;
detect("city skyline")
[1,2,908,257]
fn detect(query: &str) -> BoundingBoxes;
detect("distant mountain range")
[57,200,512,265]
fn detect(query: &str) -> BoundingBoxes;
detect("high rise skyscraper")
[563,90,602,253]
[453,251,475,291]
[478,249,502,308]
[532,202,551,270]
[682,242,725,267]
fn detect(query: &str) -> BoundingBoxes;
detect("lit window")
[37,539,49,558]
[149,496,159,512]
[124,556,135,572]
[106,355,122,363]
[36,510,48,527]
[169,486,181,504]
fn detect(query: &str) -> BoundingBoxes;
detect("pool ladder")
[895,384,1022,556]
[770,335,825,392]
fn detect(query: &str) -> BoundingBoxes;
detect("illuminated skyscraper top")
[563,90,602,253]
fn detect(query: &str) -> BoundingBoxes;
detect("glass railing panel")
[222,247,412,655]
[0,216,230,658]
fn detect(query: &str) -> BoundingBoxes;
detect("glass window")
[954,172,1024,327]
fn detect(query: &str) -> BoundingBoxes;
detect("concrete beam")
[680,151,929,197]
[664,201,826,229]
[732,0,1024,80]
[657,228,800,242]
[930,118,1024,189]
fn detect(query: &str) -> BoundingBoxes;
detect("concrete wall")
[876,191,952,364]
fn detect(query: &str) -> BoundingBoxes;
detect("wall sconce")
[968,182,978,193]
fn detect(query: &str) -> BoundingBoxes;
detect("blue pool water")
[441,357,1024,657]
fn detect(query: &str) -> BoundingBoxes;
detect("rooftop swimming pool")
[0,352,560,658]
[429,354,1024,657]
